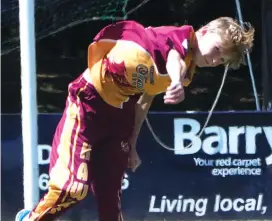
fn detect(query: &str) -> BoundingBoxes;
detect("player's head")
[193,17,255,69]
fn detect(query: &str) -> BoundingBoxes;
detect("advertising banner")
[2,112,272,220]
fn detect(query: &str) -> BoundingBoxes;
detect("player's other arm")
[164,49,187,104]
[129,49,186,147]
[130,93,154,145]
[128,93,154,172]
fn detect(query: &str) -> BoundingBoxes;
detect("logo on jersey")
[132,64,155,89]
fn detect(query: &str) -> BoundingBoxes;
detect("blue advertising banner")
[2,112,272,221]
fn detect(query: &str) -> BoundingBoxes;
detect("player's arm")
[128,93,154,172]
[166,49,187,83]
[130,93,154,146]
[164,49,187,104]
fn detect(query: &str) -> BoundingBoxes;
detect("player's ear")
[200,26,208,36]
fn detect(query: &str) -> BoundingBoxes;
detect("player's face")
[194,29,230,67]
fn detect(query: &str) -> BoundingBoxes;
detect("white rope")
[145,64,229,151]
[235,0,260,111]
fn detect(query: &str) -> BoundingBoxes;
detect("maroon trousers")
[29,75,138,221]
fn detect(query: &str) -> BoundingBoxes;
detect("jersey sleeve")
[93,20,148,44]
[166,26,196,86]
[93,22,124,41]
[165,25,194,59]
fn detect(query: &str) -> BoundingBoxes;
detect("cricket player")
[16,17,254,221]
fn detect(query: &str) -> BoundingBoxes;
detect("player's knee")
[68,181,89,201]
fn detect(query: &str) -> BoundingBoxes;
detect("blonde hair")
[204,17,255,69]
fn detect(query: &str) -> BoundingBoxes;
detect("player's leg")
[29,117,92,221]
[15,75,102,221]
[91,96,138,221]
[91,139,130,221]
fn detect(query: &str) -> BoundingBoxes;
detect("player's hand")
[164,81,185,104]
[128,147,141,172]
